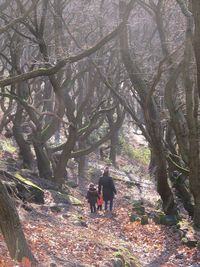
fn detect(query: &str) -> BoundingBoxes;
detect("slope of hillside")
[0,135,199,267]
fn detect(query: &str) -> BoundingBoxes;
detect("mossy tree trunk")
[184,43,200,227]
[148,148,157,177]
[32,129,52,179]
[192,0,200,99]
[54,124,77,185]
[107,106,125,167]
[185,78,200,226]
[0,179,37,264]
[168,169,194,218]
[154,148,176,215]
[155,2,189,165]
[8,37,34,169]
[13,105,34,169]
[77,154,88,182]
[109,131,118,167]
[181,11,200,227]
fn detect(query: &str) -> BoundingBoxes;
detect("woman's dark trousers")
[104,199,113,211]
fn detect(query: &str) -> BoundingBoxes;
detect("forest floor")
[0,136,200,267]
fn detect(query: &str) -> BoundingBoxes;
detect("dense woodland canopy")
[0,0,200,265]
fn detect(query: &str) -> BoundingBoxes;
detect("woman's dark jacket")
[98,175,117,201]
[86,188,98,205]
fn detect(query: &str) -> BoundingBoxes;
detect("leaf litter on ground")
[0,152,200,266]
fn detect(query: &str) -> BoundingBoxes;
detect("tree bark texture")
[109,131,118,167]
[32,135,52,179]
[13,105,34,169]
[192,0,200,99]
[107,107,125,167]
[156,2,189,165]
[0,179,37,264]
[119,0,176,215]
[78,155,88,182]
[0,1,135,88]
[54,124,77,184]
[184,65,200,226]
[183,13,200,227]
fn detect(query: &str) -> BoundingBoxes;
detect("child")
[86,183,98,213]
[97,193,103,211]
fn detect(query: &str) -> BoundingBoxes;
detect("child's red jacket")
[97,194,103,206]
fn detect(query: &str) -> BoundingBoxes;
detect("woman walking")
[98,167,117,212]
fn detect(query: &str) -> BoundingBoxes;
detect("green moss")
[178,219,189,228]
[154,211,178,225]
[132,200,144,208]
[125,180,136,188]
[141,215,149,225]
[72,213,84,220]
[88,166,102,180]
[181,237,194,246]
[66,180,78,188]
[77,215,83,220]
[0,160,6,169]
[121,165,132,173]
[66,195,83,206]
[78,123,90,135]
[113,247,141,267]
[104,158,112,164]
[15,172,44,191]
[1,140,16,153]
[112,174,131,184]
[129,212,140,222]
[121,140,150,165]
[112,252,125,264]
[57,192,82,205]
[156,199,163,210]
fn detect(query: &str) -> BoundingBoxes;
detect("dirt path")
[0,166,199,266]
[82,170,200,267]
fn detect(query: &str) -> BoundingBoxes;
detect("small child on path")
[86,183,99,213]
[97,193,103,211]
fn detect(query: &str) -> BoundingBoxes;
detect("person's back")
[98,167,116,211]
[86,183,98,213]
[98,175,116,200]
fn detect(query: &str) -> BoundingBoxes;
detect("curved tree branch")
[0,0,135,88]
